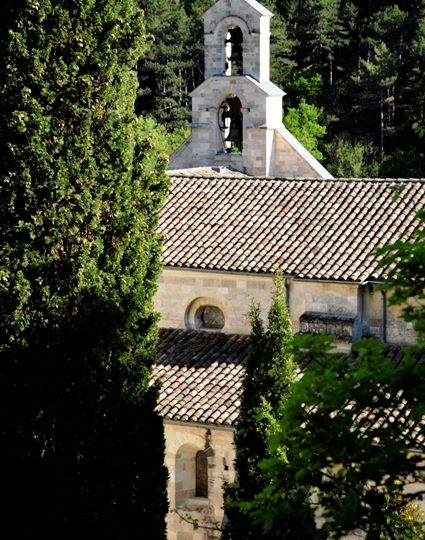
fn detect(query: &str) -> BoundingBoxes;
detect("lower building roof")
[154,329,424,450]
[154,328,249,426]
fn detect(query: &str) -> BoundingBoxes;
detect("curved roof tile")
[159,177,425,282]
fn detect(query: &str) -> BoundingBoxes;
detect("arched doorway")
[175,444,209,505]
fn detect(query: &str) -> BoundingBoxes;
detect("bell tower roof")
[204,0,273,19]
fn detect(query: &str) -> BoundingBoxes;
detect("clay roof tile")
[159,177,425,282]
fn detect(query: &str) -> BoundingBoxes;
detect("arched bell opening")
[218,95,243,154]
[225,26,243,76]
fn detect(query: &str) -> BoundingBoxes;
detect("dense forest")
[136,0,425,178]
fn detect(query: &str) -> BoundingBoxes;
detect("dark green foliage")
[137,0,191,128]
[251,336,425,539]
[0,0,168,537]
[136,0,215,130]
[223,275,316,539]
[324,134,379,177]
[259,0,297,89]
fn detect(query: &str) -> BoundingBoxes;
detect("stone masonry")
[168,0,332,178]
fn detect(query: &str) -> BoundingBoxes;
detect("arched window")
[196,451,208,497]
[175,444,209,506]
[186,297,226,331]
[219,96,243,154]
[225,26,243,75]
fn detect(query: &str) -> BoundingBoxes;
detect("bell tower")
[203,0,271,82]
[168,0,332,179]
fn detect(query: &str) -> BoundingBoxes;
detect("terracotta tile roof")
[154,328,249,426]
[154,330,424,449]
[159,177,425,282]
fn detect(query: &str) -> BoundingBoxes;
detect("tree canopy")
[0,0,168,536]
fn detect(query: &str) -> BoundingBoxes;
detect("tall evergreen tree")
[137,0,192,128]
[0,0,168,537]
[223,274,316,540]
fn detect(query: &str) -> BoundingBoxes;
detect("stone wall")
[361,284,417,344]
[182,76,284,176]
[165,421,235,540]
[155,268,273,335]
[204,0,271,81]
[270,128,321,178]
[155,268,417,346]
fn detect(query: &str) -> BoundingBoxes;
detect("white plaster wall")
[165,421,235,540]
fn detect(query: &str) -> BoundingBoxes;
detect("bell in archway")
[229,44,242,64]
[225,119,242,144]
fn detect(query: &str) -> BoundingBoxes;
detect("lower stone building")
[153,172,425,539]
[154,330,249,539]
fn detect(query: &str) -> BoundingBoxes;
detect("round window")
[195,305,225,330]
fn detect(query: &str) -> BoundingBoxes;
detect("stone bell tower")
[168,0,332,179]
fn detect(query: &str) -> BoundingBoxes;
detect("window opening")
[218,96,243,154]
[195,305,225,330]
[196,451,208,498]
[225,26,243,75]
[175,444,197,505]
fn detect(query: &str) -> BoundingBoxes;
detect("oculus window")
[195,305,225,330]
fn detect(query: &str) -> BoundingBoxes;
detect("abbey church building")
[153,1,425,539]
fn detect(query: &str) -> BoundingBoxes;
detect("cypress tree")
[0,1,168,537]
[223,274,315,539]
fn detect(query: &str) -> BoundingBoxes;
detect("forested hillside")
[137,0,425,178]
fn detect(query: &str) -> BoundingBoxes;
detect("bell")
[225,120,242,144]
[229,46,242,64]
